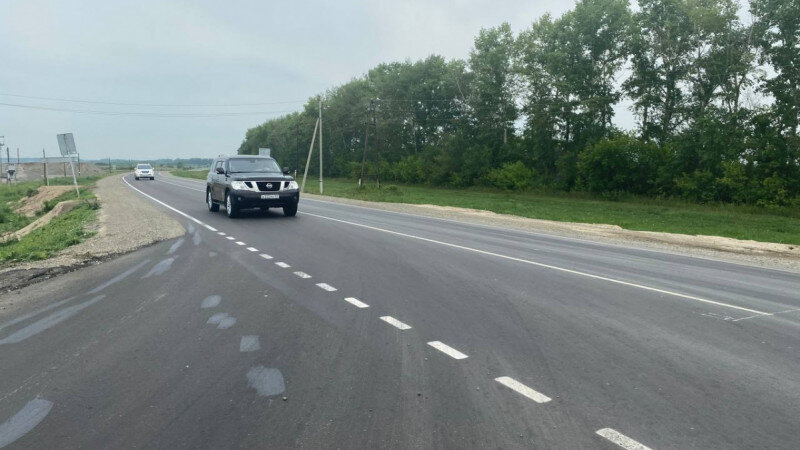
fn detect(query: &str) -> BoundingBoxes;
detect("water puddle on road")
[240,335,261,352]
[247,366,285,397]
[0,397,53,448]
[167,238,184,254]
[200,295,221,309]
[141,257,175,278]
[0,295,105,346]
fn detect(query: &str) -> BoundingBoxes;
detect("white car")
[134,164,155,180]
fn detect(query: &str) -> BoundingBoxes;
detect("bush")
[486,161,535,191]
[577,136,661,194]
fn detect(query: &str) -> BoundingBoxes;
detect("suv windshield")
[136,164,152,169]
[229,158,281,173]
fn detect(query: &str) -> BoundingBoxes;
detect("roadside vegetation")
[170,169,207,180]
[302,179,800,245]
[0,176,104,265]
[238,0,799,211]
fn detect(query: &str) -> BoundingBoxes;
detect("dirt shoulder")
[304,193,800,273]
[0,175,184,292]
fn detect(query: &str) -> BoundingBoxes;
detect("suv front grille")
[255,181,281,192]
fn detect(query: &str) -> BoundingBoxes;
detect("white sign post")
[57,133,80,196]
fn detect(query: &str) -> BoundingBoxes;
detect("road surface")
[1,172,799,449]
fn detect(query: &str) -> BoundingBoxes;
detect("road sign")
[57,133,77,156]
[258,148,271,157]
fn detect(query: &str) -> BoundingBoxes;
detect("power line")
[0,102,295,117]
[0,92,306,107]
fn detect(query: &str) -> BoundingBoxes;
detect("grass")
[0,204,97,263]
[0,177,102,264]
[300,178,800,245]
[170,169,208,180]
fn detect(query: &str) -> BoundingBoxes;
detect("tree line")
[239,0,799,207]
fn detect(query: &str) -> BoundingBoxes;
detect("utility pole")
[371,99,380,188]
[43,149,48,186]
[300,117,320,193]
[359,120,369,187]
[318,99,323,194]
[5,147,10,185]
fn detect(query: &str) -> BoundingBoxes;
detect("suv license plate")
[261,194,279,199]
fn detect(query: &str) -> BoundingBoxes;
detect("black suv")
[206,155,300,218]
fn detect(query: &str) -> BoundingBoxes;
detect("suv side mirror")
[283,167,290,175]
[215,167,225,174]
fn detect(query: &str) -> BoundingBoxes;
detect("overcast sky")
[1,0,623,161]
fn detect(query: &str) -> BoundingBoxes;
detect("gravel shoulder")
[304,193,800,273]
[0,174,184,292]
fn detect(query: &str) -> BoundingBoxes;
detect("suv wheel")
[207,189,219,212]
[225,191,239,218]
[283,203,297,217]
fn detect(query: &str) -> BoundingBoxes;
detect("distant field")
[299,178,800,245]
[170,169,207,180]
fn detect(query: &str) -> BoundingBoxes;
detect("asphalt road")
[2,172,799,449]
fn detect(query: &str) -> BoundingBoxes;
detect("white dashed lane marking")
[316,283,337,292]
[259,254,273,260]
[235,241,246,246]
[344,297,369,308]
[494,376,551,403]
[293,271,311,279]
[247,247,258,252]
[275,262,290,268]
[379,316,411,330]
[428,341,468,359]
[217,232,226,236]
[226,236,235,240]
[596,428,652,450]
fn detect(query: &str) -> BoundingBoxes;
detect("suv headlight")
[230,181,255,191]
[286,180,299,190]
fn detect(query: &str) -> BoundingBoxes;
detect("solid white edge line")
[596,428,652,450]
[494,376,551,403]
[123,176,206,226]
[163,173,800,277]
[204,224,217,232]
[293,271,311,279]
[129,174,770,316]
[259,254,273,260]
[316,283,337,292]
[379,316,411,330]
[247,247,258,252]
[344,297,369,308]
[427,341,468,359]
[298,211,769,316]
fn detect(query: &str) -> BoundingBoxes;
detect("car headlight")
[286,180,299,190]
[230,181,255,191]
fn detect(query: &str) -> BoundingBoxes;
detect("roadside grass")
[0,204,98,263]
[170,169,207,180]
[301,178,800,245]
[0,176,103,264]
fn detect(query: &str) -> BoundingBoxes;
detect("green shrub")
[486,161,535,191]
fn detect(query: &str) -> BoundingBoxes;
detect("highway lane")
[1,172,799,449]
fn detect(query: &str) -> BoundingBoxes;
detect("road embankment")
[0,175,184,292]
